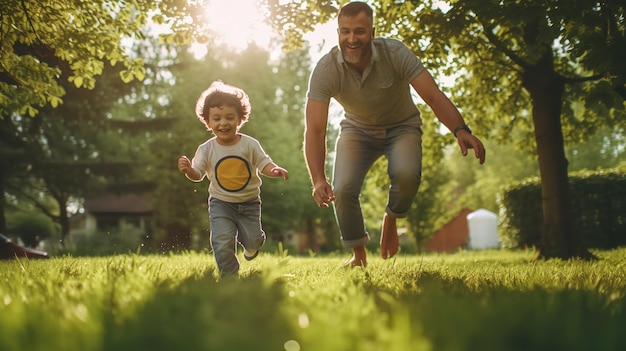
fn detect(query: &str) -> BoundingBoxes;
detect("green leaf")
[73,76,84,88]
[120,70,134,83]
[27,106,37,117]
[133,67,146,81]
[49,96,62,108]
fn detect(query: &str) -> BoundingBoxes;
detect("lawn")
[1,248,625,351]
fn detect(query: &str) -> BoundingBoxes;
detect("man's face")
[338,11,374,68]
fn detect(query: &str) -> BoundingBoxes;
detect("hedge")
[498,167,626,249]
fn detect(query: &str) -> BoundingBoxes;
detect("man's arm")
[411,70,464,131]
[411,70,486,164]
[304,98,335,207]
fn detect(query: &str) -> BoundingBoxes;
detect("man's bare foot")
[380,213,399,259]
[342,256,367,268]
[343,247,367,268]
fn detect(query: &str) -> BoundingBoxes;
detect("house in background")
[69,193,153,240]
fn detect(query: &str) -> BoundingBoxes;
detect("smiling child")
[178,80,288,276]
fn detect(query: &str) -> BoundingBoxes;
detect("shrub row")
[498,167,626,249]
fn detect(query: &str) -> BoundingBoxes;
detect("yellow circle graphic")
[215,156,251,192]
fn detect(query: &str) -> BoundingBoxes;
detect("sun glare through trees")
[191,0,275,57]
[192,0,337,61]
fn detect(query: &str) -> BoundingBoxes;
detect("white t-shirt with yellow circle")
[190,134,273,203]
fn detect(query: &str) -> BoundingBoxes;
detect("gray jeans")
[332,123,423,248]
[209,197,266,275]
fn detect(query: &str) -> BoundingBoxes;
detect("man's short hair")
[338,1,373,21]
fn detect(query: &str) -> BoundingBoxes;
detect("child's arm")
[261,163,289,181]
[178,156,202,181]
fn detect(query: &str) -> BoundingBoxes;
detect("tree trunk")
[0,172,6,233]
[522,47,594,260]
[58,200,70,246]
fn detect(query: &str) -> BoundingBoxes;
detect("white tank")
[466,209,500,249]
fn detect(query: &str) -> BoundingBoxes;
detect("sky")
[193,0,337,62]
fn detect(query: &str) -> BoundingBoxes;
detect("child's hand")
[178,156,192,174]
[270,166,289,181]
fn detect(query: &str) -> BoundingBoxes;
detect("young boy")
[178,80,288,276]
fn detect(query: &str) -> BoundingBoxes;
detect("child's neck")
[215,133,241,146]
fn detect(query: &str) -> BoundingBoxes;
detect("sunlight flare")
[202,0,274,50]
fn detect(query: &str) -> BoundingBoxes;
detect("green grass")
[1,248,625,351]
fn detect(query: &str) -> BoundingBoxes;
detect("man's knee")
[391,169,421,190]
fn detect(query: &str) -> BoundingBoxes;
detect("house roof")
[84,194,152,214]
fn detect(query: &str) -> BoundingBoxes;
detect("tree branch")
[5,182,59,221]
[480,22,528,69]
[0,66,21,86]
[563,73,605,84]
[20,0,43,43]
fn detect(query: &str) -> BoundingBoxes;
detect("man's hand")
[456,131,486,164]
[312,180,335,208]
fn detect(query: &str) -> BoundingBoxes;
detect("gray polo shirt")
[307,37,425,130]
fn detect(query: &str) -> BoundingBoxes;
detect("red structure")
[424,209,473,253]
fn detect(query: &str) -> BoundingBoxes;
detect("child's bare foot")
[380,213,399,259]
[342,247,367,268]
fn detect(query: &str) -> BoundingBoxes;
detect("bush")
[69,225,148,256]
[497,179,542,248]
[7,212,56,247]
[499,167,626,249]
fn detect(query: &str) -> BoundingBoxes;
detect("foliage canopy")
[0,0,211,118]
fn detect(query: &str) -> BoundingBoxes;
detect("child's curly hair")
[195,80,251,130]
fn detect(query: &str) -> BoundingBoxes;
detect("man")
[304,1,486,267]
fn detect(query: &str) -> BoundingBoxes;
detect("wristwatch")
[453,124,472,137]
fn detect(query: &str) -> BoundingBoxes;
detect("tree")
[138,45,214,251]
[0,0,235,251]
[0,0,211,118]
[2,60,144,244]
[265,0,626,260]
[253,45,342,252]
[566,125,626,171]
[7,211,56,247]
